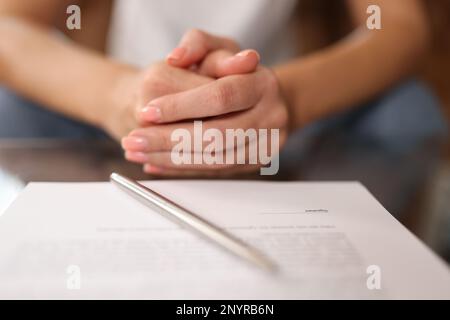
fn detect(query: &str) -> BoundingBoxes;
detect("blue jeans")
[0,80,447,143]
[282,79,447,157]
[0,89,107,138]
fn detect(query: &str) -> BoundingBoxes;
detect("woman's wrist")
[97,62,140,135]
[273,63,309,131]
[274,54,332,131]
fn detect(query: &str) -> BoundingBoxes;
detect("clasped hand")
[115,29,289,176]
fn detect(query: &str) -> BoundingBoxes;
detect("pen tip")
[110,172,119,181]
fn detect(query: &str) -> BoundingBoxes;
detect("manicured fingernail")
[125,151,148,163]
[167,47,187,62]
[140,105,162,123]
[236,49,260,61]
[121,136,148,151]
[144,164,162,174]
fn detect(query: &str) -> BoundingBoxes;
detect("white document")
[0,181,449,299]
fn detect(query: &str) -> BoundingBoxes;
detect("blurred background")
[0,0,449,263]
[292,0,450,261]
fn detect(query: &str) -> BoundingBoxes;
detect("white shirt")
[107,0,299,67]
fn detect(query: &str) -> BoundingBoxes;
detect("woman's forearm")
[0,16,136,129]
[275,9,430,129]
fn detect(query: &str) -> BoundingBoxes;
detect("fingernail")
[140,105,162,123]
[144,164,162,174]
[167,47,187,62]
[236,49,260,61]
[125,151,149,163]
[121,136,149,151]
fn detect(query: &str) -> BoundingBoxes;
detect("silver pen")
[110,172,276,272]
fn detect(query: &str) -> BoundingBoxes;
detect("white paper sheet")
[0,181,448,299]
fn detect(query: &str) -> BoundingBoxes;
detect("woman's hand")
[166,29,260,77]
[121,30,290,176]
[103,29,260,141]
[103,62,211,141]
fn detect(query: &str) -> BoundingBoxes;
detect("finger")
[123,113,255,153]
[125,103,284,155]
[166,29,240,68]
[123,126,284,173]
[138,64,211,100]
[125,151,237,170]
[136,64,212,125]
[198,49,260,78]
[124,136,263,169]
[138,130,285,177]
[142,162,260,178]
[140,73,264,124]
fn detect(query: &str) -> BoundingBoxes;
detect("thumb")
[198,49,260,78]
[166,29,240,68]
